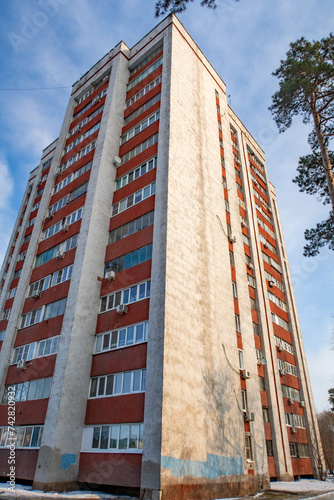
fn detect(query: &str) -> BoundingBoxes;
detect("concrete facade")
[0,14,325,500]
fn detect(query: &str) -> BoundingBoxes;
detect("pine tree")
[270,34,334,255]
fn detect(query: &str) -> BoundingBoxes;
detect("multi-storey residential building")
[0,15,325,500]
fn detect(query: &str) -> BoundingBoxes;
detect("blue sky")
[0,0,333,411]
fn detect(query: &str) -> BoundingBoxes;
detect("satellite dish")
[261,358,267,366]
[113,156,121,166]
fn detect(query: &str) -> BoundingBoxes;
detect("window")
[89,369,146,398]
[238,350,244,370]
[235,314,241,333]
[268,291,287,312]
[73,89,107,120]
[245,435,253,461]
[51,265,73,286]
[253,322,260,336]
[271,313,289,331]
[100,280,150,313]
[20,307,43,328]
[258,218,275,239]
[44,298,66,320]
[247,275,256,287]
[0,331,5,341]
[285,413,305,428]
[278,359,297,377]
[275,336,293,354]
[266,440,274,457]
[224,200,230,213]
[8,288,16,299]
[229,250,235,266]
[95,322,149,353]
[262,252,282,274]
[127,57,163,91]
[121,112,160,145]
[124,93,161,125]
[109,211,154,244]
[13,269,22,279]
[282,385,300,402]
[242,234,250,246]
[259,376,265,391]
[0,426,43,449]
[42,209,83,240]
[68,182,88,202]
[260,235,277,255]
[255,349,263,362]
[262,407,269,423]
[20,298,66,328]
[227,223,232,237]
[12,336,59,364]
[232,281,238,298]
[27,218,35,228]
[60,141,95,173]
[43,158,52,170]
[54,161,92,195]
[18,251,27,261]
[2,378,52,404]
[265,271,284,291]
[65,122,100,153]
[105,244,152,275]
[82,423,144,452]
[250,297,257,310]
[126,75,162,108]
[120,133,159,165]
[115,157,157,191]
[130,45,163,75]
[69,106,104,139]
[111,182,156,217]
[241,389,248,411]
[35,234,78,267]
[289,442,297,457]
[2,308,12,321]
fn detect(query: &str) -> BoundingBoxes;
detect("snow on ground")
[0,482,136,499]
[270,478,334,492]
[0,479,334,500]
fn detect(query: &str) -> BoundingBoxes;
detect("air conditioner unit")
[299,400,305,408]
[277,343,283,352]
[103,75,109,83]
[269,280,275,287]
[105,270,116,281]
[279,367,286,376]
[264,243,268,249]
[241,369,251,380]
[116,304,128,314]
[46,210,54,220]
[291,426,297,434]
[32,290,41,299]
[228,236,236,244]
[247,262,254,270]
[73,126,79,134]
[17,359,27,370]
[54,168,62,178]
[257,360,262,366]
[91,80,97,87]
[244,411,255,422]
[61,224,69,233]
[288,398,294,406]
[56,250,65,259]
